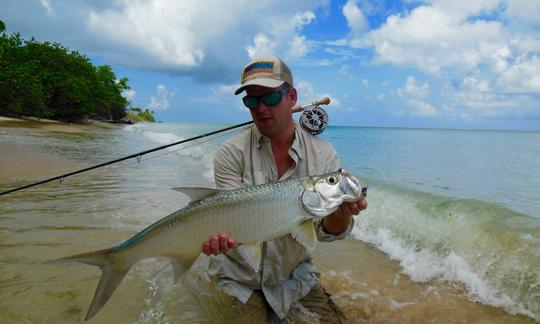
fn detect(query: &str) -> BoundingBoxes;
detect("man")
[202,57,367,323]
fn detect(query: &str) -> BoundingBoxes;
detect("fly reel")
[299,105,328,135]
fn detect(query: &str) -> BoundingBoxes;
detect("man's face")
[244,84,297,138]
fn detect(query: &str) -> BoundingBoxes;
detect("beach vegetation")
[126,107,156,123]
[0,21,130,122]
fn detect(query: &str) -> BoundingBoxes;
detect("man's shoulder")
[216,126,253,161]
[220,126,253,148]
[296,125,337,154]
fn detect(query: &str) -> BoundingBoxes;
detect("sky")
[2,0,540,130]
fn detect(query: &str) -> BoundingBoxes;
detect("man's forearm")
[322,210,353,235]
[322,200,366,235]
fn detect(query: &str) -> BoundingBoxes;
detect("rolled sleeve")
[315,217,355,242]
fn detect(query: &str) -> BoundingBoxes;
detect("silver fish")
[49,169,365,320]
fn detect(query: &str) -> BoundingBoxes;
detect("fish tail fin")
[47,248,131,321]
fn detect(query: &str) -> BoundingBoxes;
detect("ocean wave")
[352,184,540,320]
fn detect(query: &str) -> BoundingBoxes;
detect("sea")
[0,122,539,323]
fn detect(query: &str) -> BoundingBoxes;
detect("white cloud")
[395,76,437,116]
[398,76,430,99]
[493,51,540,93]
[339,64,351,76]
[86,1,324,76]
[505,0,540,24]
[343,0,368,35]
[363,5,505,74]
[122,89,136,101]
[429,0,501,20]
[295,80,341,108]
[445,91,536,119]
[287,35,310,59]
[147,84,175,111]
[247,11,316,60]
[39,0,53,15]
[89,1,205,68]
[462,76,490,92]
[214,83,237,96]
[246,34,276,59]
[407,99,439,116]
[337,0,540,123]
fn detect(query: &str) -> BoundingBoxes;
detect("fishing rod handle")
[291,97,330,113]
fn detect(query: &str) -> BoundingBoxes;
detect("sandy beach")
[0,116,116,183]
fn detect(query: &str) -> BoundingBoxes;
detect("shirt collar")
[252,123,304,160]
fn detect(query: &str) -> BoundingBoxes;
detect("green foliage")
[126,108,155,122]
[0,22,130,122]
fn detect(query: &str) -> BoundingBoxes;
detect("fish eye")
[326,175,340,185]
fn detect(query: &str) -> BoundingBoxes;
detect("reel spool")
[299,105,329,135]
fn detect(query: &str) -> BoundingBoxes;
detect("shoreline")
[0,115,121,133]
[0,116,96,184]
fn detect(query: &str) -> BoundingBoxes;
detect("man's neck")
[270,121,295,149]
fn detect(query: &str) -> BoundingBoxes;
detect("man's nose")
[253,101,270,111]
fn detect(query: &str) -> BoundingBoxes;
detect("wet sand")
[0,116,114,183]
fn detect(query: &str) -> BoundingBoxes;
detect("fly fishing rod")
[0,97,330,197]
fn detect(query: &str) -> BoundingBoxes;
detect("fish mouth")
[340,171,363,202]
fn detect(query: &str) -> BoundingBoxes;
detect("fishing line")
[0,121,253,197]
[0,97,331,197]
[122,125,247,166]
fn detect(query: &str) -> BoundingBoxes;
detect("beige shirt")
[208,123,353,319]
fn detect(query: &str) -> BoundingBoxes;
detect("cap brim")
[234,78,286,95]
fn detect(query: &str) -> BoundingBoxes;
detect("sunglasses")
[242,85,290,109]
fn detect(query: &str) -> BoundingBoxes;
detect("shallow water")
[0,123,538,323]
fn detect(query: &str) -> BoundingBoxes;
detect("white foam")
[126,124,217,182]
[352,225,536,319]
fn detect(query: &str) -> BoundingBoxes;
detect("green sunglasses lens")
[243,96,259,109]
[261,92,282,106]
[242,86,289,109]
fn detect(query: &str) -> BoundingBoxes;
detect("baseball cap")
[234,57,293,95]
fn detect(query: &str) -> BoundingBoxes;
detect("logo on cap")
[242,61,274,82]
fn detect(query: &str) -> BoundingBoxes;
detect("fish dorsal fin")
[171,187,218,203]
[169,257,194,284]
[237,243,263,272]
[291,221,317,252]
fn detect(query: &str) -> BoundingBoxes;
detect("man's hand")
[322,199,368,235]
[202,233,238,256]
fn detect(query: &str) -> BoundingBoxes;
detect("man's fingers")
[228,237,237,249]
[342,202,355,216]
[219,234,229,251]
[202,242,212,256]
[202,234,237,255]
[357,199,368,211]
[349,202,360,215]
[210,235,220,255]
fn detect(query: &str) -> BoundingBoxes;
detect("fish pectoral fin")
[171,187,218,203]
[292,221,317,252]
[170,257,194,284]
[236,243,262,272]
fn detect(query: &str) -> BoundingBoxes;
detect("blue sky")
[2,0,540,130]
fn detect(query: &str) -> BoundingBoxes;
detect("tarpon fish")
[49,169,366,320]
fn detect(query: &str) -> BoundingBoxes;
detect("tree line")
[0,20,153,122]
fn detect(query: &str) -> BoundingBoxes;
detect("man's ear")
[289,87,298,107]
